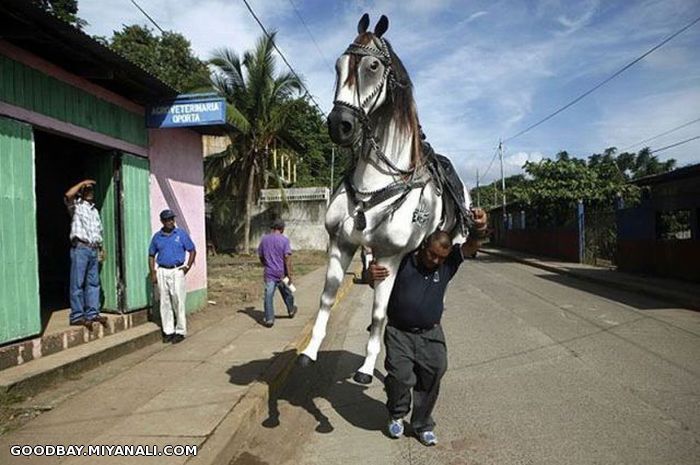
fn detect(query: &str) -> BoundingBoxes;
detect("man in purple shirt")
[257,219,297,327]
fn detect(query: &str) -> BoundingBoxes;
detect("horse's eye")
[369,60,380,71]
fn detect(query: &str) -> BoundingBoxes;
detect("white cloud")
[507,151,544,168]
[462,11,488,25]
[556,0,599,34]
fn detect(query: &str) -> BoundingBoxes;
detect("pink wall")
[148,129,207,293]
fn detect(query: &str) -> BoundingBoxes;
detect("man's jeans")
[263,279,295,324]
[69,245,101,322]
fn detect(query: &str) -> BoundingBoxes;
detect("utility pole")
[476,169,480,208]
[499,140,506,225]
[330,146,335,192]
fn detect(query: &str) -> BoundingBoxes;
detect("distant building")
[616,163,700,282]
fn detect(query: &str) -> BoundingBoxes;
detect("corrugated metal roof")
[0,0,179,104]
[630,163,700,186]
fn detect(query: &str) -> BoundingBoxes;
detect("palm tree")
[206,32,303,252]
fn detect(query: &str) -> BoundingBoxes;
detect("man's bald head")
[425,230,451,250]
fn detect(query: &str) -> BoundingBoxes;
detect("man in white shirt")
[64,179,107,330]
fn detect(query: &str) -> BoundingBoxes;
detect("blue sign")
[147,96,226,128]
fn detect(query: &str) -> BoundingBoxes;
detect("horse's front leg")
[353,255,402,384]
[298,238,357,366]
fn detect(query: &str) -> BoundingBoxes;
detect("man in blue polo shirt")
[369,208,488,447]
[149,209,196,343]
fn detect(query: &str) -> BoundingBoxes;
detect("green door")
[121,153,151,311]
[85,153,120,312]
[0,117,41,344]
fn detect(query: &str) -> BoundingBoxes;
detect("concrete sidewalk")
[480,247,700,311]
[0,263,357,465]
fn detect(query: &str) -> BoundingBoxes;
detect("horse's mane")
[383,38,423,167]
[348,32,423,167]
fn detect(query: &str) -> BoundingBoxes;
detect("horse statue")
[297,13,473,384]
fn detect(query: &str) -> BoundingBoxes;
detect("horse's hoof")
[353,371,373,384]
[297,354,314,368]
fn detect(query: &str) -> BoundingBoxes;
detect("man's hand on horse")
[462,208,489,257]
[368,261,390,283]
[471,208,488,235]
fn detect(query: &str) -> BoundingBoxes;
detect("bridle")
[333,37,414,178]
[332,36,429,231]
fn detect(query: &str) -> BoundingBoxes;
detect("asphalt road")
[229,254,700,465]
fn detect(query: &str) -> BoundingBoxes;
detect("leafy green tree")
[35,0,87,29]
[109,25,209,92]
[206,32,303,252]
[282,98,350,189]
[631,147,676,179]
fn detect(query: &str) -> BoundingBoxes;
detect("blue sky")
[80,0,700,186]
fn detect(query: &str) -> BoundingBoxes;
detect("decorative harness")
[333,37,428,231]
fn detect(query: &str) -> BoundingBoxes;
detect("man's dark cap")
[160,209,176,220]
[271,218,285,230]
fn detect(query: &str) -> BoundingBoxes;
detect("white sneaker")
[418,430,438,446]
[387,419,404,439]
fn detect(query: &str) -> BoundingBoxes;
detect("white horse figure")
[297,13,471,384]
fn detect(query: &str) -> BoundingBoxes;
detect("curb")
[188,265,360,465]
[480,249,700,311]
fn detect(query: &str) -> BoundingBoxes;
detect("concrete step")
[0,322,161,397]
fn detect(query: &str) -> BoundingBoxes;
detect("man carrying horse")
[368,209,488,446]
[299,13,483,395]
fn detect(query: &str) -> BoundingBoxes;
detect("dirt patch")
[207,250,327,309]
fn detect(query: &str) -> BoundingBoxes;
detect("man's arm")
[461,208,488,257]
[182,250,196,275]
[179,232,196,275]
[64,179,95,203]
[284,254,294,283]
[149,255,157,285]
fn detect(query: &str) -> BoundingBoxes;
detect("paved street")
[230,254,700,465]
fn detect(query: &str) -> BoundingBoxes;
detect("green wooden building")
[0,1,211,346]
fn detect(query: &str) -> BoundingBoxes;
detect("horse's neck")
[352,116,414,193]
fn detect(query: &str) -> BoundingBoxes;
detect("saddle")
[422,141,475,235]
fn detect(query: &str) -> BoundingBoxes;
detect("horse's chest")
[326,189,441,253]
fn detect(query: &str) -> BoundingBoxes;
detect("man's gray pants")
[384,324,448,433]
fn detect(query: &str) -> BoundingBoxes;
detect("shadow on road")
[477,254,693,311]
[226,350,387,434]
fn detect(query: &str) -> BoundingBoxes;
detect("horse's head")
[328,13,418,150]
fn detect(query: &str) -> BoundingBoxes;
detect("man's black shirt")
[386,245,464,329]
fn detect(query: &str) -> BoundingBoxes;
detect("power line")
[620,117,700,151]
[129,0,165,34]
[650,135,700,154]
[503,14,700,144]
[240,0,327,117]
[287,0,335,74]
[480,144,501,180]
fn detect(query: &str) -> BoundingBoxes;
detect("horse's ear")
[357,13,370,34]
[374,15,389,38]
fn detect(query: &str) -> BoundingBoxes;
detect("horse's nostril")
[341,121,353,134]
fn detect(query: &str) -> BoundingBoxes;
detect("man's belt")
[158,263,184,269]
[388,322,438,334]
[72,238,101,249]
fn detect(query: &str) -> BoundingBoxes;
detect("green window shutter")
[85,153,120,311]
[0,117,41,344]
[121,153,151,310]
